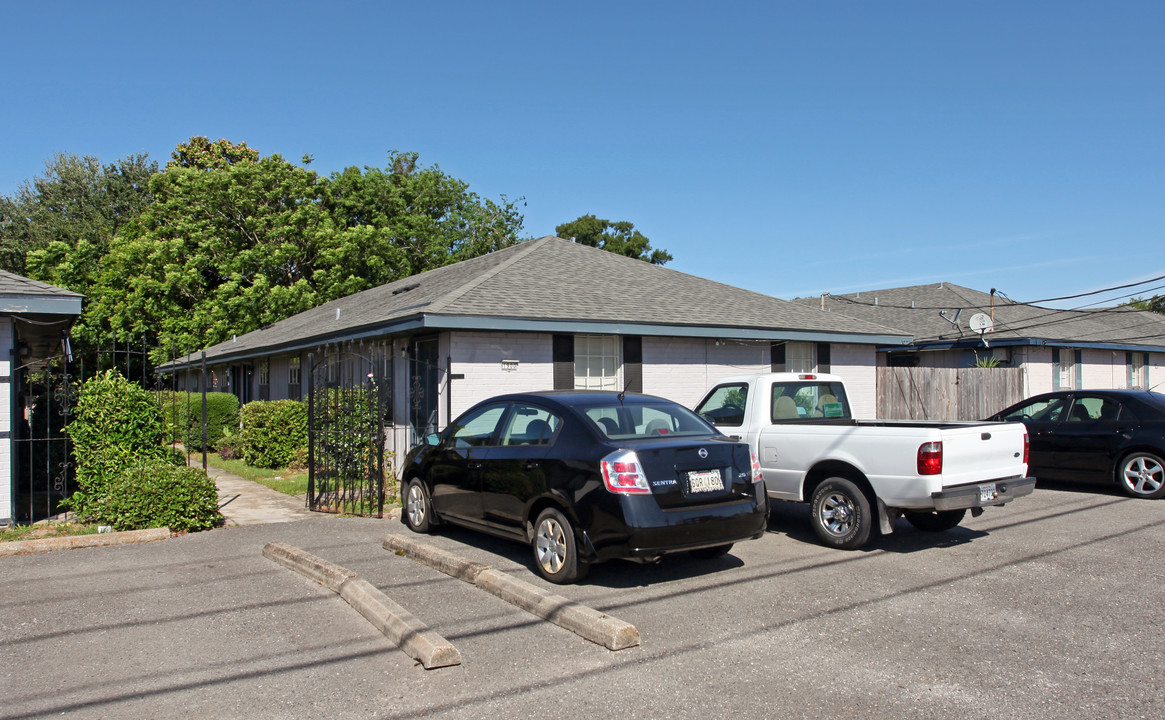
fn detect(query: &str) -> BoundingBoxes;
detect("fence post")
[201,351,208,471]
[306,352,315,508]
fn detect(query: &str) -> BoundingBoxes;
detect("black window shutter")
[553,335,574,390]
[817,343,831,372]
[771,342,786,372]
[623,336,643,393]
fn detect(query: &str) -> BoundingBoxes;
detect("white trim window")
[575,334,619,390]
[786,342,815,373]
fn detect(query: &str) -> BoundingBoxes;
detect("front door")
[408,337,440,446]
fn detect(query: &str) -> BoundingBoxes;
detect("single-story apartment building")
[0,270,82,526]
[162,236,910,448]
[797,282,1165,396]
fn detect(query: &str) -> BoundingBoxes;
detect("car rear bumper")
[580,492,768,563]
[930,476,1037,511]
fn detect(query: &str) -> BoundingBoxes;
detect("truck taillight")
[750,452,764,483]
[1023,431,1029,464]
[917,441,943,476]
[799,374,817,380]
[600,450,651,494]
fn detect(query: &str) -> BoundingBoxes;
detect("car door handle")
[468,462,483,469]
[523,461,540,470]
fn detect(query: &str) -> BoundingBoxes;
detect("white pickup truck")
[694,372,1036,549]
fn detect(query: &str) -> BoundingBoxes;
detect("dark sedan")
[988,389,1165,499]
[400,390,768,583]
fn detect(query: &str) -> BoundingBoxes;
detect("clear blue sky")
[3,1,1162,310]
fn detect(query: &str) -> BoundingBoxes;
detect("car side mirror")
[425,432,441,446]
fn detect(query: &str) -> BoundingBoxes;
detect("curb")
[382,533,640,651]
[263,541,461,669]
[0,527,172,557]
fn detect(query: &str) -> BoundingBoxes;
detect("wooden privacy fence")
[877,366,1026,421]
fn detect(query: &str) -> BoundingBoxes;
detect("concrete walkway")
[200,464,314,525]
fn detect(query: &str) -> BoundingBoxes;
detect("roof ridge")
[426,237,549,313]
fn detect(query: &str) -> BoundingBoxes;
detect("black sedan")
[988,389,1165,499]
[400,390,768,583]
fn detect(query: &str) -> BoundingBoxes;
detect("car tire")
[810,477,873,550]
[690,543,733,559]
[532,508,588,584]
[1116,452,1165,499]
[404,478,437,533]
[904,509,966,532]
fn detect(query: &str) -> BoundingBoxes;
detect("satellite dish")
[968,313,994,333]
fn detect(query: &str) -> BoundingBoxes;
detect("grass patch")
[1,522,101,543]
[196,452,309,496]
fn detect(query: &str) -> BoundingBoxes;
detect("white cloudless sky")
[2,0,1162,310]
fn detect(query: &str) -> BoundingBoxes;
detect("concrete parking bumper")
[263,541,461,669]
[383,533,640,651]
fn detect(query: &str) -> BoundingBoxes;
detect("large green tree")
[56,140,524,358]
[555,214,672,265]
[2,153,156,275]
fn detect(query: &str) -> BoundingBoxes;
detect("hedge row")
[158,391,239,451]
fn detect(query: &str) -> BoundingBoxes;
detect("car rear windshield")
[581,400,719,440]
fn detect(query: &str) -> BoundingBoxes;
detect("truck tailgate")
[938,422,1028,487]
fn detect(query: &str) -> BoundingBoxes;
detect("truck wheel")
[904,509,966,532]
[810,478,872,550]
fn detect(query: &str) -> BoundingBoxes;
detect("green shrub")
[99,461,221,532]
[157,391,239,451]
[238,400,308,468]
[65,370,170,517]
[64,370,222,532]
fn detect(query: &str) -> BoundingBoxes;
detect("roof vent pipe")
[874,297,878,305]
[336,308,341,320]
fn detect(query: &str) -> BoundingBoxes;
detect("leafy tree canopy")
[555,214,672,265]
[167,136,259,170]
[2,152,156,275]
[63,142,523,359]
[1129,296,1165,315]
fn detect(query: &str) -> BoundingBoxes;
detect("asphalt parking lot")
[3,480,1163,720]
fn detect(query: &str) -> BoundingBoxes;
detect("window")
[1128,352,1148,389]
[694,383,749,427]
[258,360,270,401]
[580,400,712,439]
[1052,349,1081,390]
[449,404,507,447]
[997,396,1068,423]
[575,334,619,390]
[771,381,850,422]
[500,404,562,446]
[785,342,815,373]
[288,356,301,399]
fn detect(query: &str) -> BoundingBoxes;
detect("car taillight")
[917,441,943,476]
[600,450,651,494]
[750,451,764,483]
[1023,431,1029,464]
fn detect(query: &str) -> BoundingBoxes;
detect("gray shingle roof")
[794,282,1165,351]
[172,237,910,366]
[0,269,83,315]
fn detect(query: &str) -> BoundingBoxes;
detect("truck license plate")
[688,469,723,493]
[979,482,998,503]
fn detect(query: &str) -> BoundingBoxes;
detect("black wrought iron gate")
[11,356,76,523]
[306,345,392,517]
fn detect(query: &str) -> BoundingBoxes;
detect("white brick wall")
[642,338,769,407]
[1081,348,1125,389]
[829,343,878,418]
[449,331,554,418]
